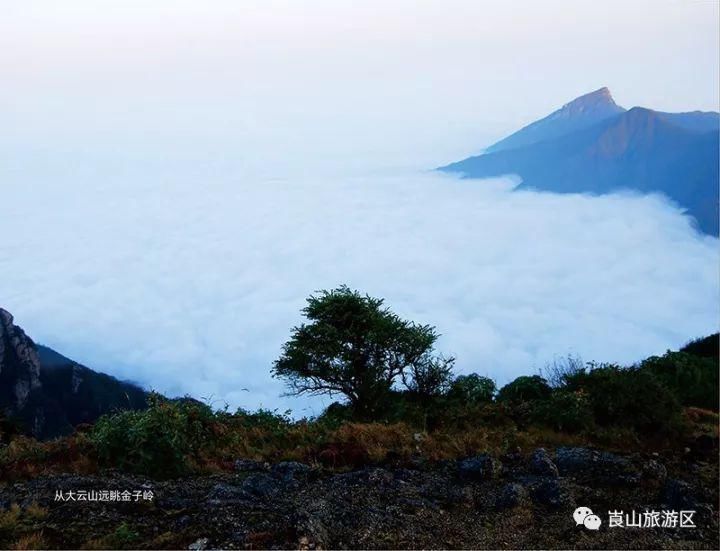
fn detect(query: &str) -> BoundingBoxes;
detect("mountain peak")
[484,87,625,153]
[558,87,621,115]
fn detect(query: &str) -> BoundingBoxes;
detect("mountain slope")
[0,308,147,439]
[485,87,626,153]
[440,92,720,236]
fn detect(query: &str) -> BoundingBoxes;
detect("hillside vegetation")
[1,288,717,481]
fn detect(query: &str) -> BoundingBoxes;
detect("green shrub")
[447,374,496,405]
[496,375,552,403]
[531,389,593,432]
[680,333,719,359]
[563,364,682,434]
[90,394,216,478]
[639,351,718,410]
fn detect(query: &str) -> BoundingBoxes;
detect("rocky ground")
[1,446,718,550]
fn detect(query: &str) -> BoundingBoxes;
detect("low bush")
[496,375,552,403]
[531,389,593,433]
[563,364,683,434]
[447,374,496,405]
[639,351,718,410]
[90,394,217,478]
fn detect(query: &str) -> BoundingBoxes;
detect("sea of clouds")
[1,164,717,415]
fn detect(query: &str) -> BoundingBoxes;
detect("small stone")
[188,537,209,551]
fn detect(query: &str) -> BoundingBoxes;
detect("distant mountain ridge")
[439,88,719,236]
[486,87,627,153]
[0,308,147,439]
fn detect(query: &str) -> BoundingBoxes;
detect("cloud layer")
[1,168,717,415]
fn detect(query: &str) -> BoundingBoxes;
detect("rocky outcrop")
[0,308,44,434]
[0,450,717,550]
[457,454,502,481]
[1,307,148,439]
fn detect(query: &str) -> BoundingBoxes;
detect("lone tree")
[272,286,449,419]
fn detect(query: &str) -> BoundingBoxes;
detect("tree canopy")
[272,286,446,418]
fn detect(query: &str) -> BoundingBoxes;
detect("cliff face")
[0,308,147,439]
[0,308,45,435]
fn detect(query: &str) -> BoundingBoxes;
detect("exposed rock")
[555,447,597,473]
[496,483,527,510]
[188,537,209,550]
[0,457,717,549]
[555,446,638,486]
[233,459,268,472]
[531,479,575,509]
[206,482,246,504]
[661,479,699,510]
[272,461,312,481]
[0,308,42,410]
[642,459,668,484]
[457,454,502,481]
[530,448,559,477]
[0,307,147,439]
[241,473,279,498]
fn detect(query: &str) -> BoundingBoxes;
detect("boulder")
[188,537,209,551]
[641,459,667,484]
[273,461,312,481]
[555,446,638,485]
[531,479,575,509]
[241,473,279,498]
[530,448,559,477]
[496,483,528,510]
[457,454,502,481]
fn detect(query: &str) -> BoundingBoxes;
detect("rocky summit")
[1,447,717,549]
[0,309,43,435]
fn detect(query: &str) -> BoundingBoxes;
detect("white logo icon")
[574,507,602,530]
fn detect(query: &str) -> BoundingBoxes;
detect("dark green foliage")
[680,333,719,359]
[639,351,718,410]
[234,407,293,434]
[531,389,593,432]
[496,375,552,403]
[406,356,455,399]
[562,364,682,433]
[447,374,496,405]
[90,393,215,478]
[272,286,447,419]
[315,402,354,428]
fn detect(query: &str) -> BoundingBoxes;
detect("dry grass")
[0,505,21,541]
[2,404,714,483]
[684,407,719,426]
[9,531,46,551]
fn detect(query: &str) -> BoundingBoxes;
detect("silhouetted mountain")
[440,90,719,236]
[0,308,147,439]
